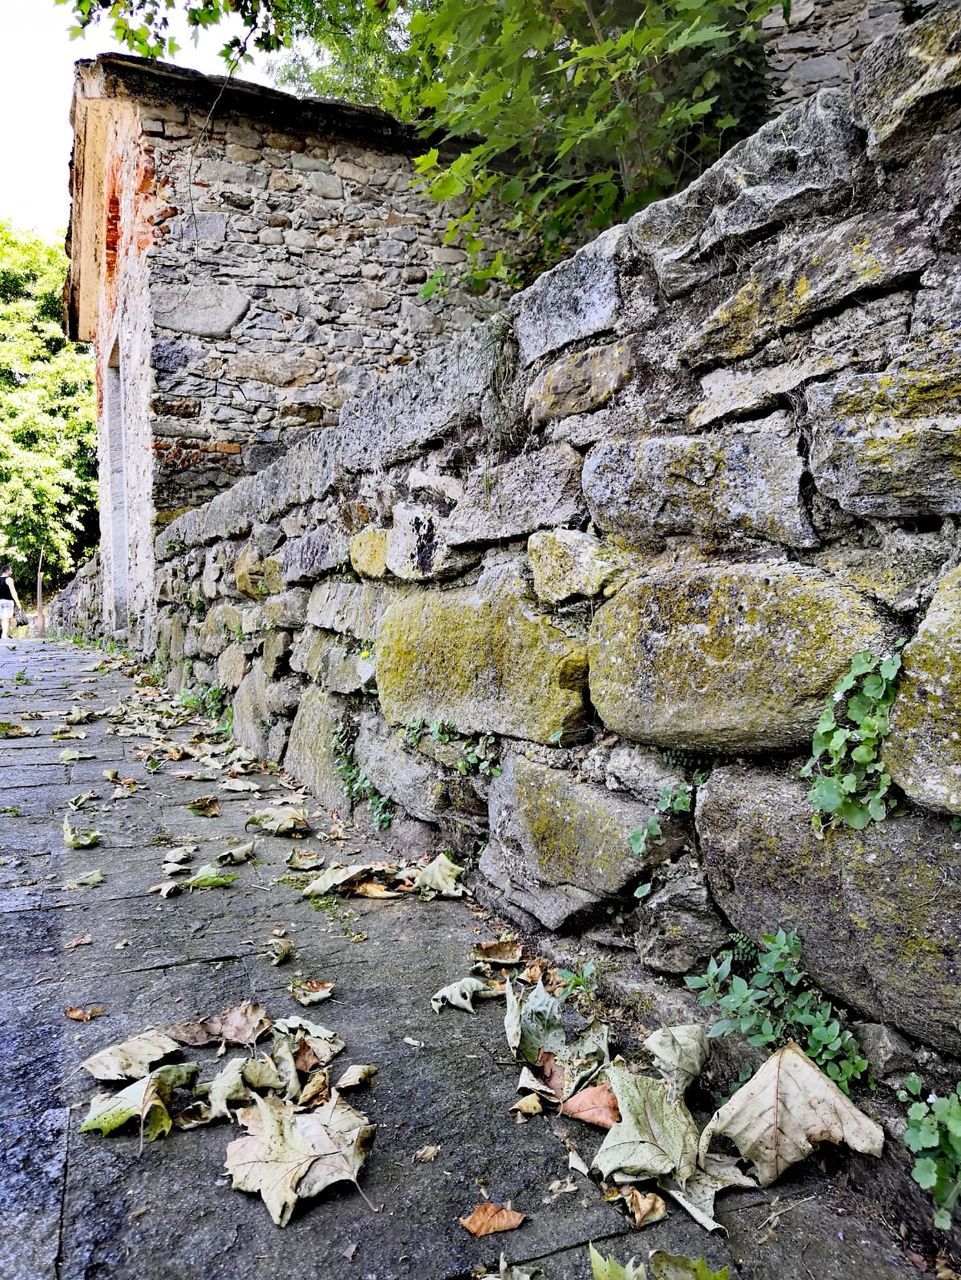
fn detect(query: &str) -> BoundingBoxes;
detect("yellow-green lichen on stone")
[589,563,892,751]
[234,540,285,599]
[527,529,632,604]
[349,527,390,579]
[524,341,633,427]
[885,566,961,814]
[376,559,588,745]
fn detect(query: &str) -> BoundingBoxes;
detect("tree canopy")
[0,223,97,590]
[61,0,781,279]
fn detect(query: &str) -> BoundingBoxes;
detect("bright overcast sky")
[0,0,270,241]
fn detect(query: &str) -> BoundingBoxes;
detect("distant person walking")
[0,564,22,645]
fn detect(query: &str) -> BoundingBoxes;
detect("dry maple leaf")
[559,1082,621,1130]
[471,940,524,966]
[163,999,271,1047]
[458,1203,526,1238]
[65,935,93,951]
[624,1188,667,1229]
[66,1006,106,1022]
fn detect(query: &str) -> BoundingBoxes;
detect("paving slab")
[0,640,925,1280]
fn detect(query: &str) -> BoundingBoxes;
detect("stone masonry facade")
[79,8,961,1064]
[65,55,506,645]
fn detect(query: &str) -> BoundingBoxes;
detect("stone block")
[282,686,348,813]
[850,1023,915,1080]
[290,627,375,694]
[696,763,961,1055]
[282,526,350,584]
[153,284,251,338]
[225,354,318,386]
[583,415,815,549]
[385,504,479,581]
[377,559,588,745]
[629,89,864,297]
[306,579,407,641]
[231,661,299,760]
[306,171,344,199]
[686,213,932,367]
[853,6,961,159]
[353,711,450,823]
[445,444,585,546]
[527,529,631,605]
[263,590,309,629]
[807,359,961,517]
[589,564,891,752]
[198,603,242,657]
[217,642,248,691]
[349,527,389,579]
[510,225,627,367]
[885,567,961,814]
[524,342,633,426]
[262,630,291,680]
[482,753,686,931]
[234,541,284,599]
[635,872,730,976]
[811,527,954,614]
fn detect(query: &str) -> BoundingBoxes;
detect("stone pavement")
[0,641,919,1280]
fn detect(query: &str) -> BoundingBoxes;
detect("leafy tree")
[60,0,781,279]
[0,223,97,591]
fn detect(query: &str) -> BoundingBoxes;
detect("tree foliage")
[0,223,97,589]
[60,0,781,279]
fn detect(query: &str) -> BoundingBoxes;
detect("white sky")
[0,0,270,241]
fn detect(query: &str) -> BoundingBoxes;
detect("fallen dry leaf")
[414,1144,440,1163]
[335,1064,377,1091]
[66,1006,107,1022]
[510,1093,544,1118]
[471,939,524,966]
[289,977,335,1007]
[698,1042,883,1187]
[624,1188,668,1229]
[458,1202,526,1238]
[186,794,221,818]
[82,1030,181,1081]
[164,1000,271,1047]
[65,934,93,951]
[559,1081,621,1129]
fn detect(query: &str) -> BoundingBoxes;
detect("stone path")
[0,641,922,1280]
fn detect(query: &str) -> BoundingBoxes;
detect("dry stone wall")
[148,8,961,1056]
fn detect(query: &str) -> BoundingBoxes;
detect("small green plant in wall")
[900,1072,961,1230]
[686,928,868,1095]
[330,720,394,830]
[801,646,904,833]
[628,778,705,899]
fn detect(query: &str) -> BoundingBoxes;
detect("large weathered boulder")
[853,4,961,160]
[582,415,814,549]
[686,213,932,367]
[629,90,865,297]
[589,564,891,751]
[696,764,961,1055]
[445,444,585,546]
[510,225,626,367]
[376,560,588,745]
[885,567,961,813]
[481,753,687,930]
[282,686,348,812]
[807,357,961,517]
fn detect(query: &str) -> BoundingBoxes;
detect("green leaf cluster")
[900,1073,961,1231]
[801,648,904,833]
[331,719,394,829]
[685,928,868,1095]
[0,222,97,587]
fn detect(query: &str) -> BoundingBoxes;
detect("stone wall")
[144,8,961,1055]
[762,0,929,107]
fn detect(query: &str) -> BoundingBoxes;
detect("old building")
[65,54,500,645]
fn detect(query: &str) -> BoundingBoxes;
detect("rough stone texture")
[885,567,961,813]
[527,529,631,605]
[353,711,451,823]
[583,415,815,549]
[282,685,348,812]
[510,225,626,366]
[482,753,687,930]
[629,89,865,297]
[589,564,891,751]
[282,526,350,584]
[687,212,933,367]
[377,560,588,745]
[231,659,299,758]
[153,284,251,337]
[306,579,407,640]
[697,763,961,1055]
[524,342,633,427]
[850,1022,915,1079]
[349,526,390,579]
[852,3,961,158]
[385,504,479,581]
[635,871,730,976]
[445,444,585,546]
[811,525,957,613]
[807,357,961,516]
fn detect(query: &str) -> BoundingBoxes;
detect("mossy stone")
[376,560,588,745]
[349,527,389,579]
[589,563,892,752]
[283,686,348,813]
[697,763,961,1055]
[885,566,961,813]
